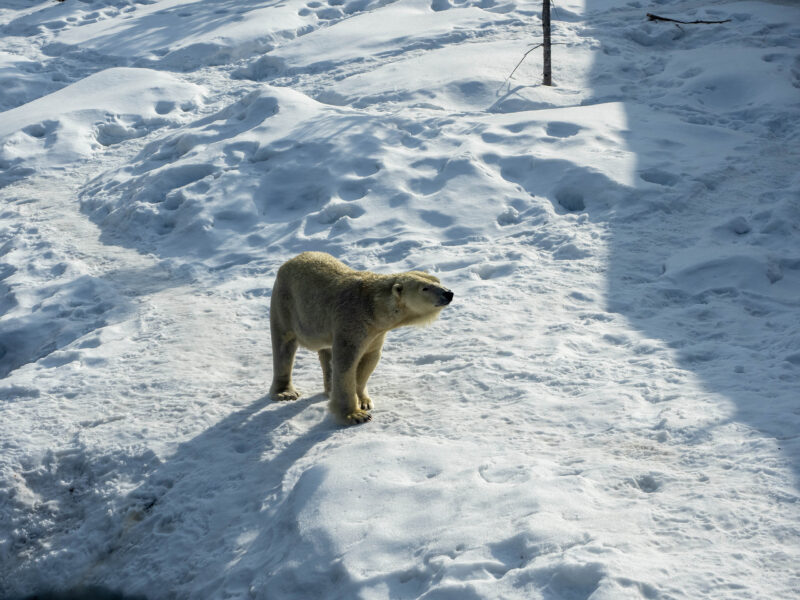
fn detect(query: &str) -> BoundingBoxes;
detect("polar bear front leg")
[329,338,371,425]
[356,335,384,410]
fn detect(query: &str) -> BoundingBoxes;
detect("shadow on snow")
[583,0,800,486]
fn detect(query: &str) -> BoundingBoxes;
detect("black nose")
[443,290,454,304]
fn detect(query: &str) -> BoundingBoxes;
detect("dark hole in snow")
[555,188,586,211]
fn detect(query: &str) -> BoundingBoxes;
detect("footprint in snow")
[351,158,382,177]
[555,187,586,212]
[496,206,521,226]
[414,354,456,365]
[478,463,529,484]
[338,180,369,201]
[472,262,516,280]
[0,385,40,400]
[630,474,662,493]
[419,209,454,228]
[639,168,680,187]
[546,121,582,138]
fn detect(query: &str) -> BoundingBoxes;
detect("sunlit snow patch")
[0,67,203,182]
[46,0,310,69]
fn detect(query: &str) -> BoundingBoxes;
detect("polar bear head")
[391,271,453,326]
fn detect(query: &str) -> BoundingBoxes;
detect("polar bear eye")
[422,287,429,292]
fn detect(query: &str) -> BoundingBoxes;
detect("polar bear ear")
[392,282,403,298]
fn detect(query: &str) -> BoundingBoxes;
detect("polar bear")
[269,251,453,425]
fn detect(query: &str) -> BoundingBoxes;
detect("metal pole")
[543,0,552,86]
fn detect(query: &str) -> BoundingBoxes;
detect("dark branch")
[646,13,731,25]
[508,44,544,82]
[504,43,566,84]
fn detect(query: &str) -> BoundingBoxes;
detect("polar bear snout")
[438,290,454,306]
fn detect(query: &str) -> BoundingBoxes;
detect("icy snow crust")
[1,0,799,598]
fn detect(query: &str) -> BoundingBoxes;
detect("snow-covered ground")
[1,0,799,598]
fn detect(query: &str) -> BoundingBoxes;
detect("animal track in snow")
[303,201,366,236]
[337,180,369,201]
[0,385,40,400]
[555,187,586,212]
[478,463,529,484]
[629,474,663,493]
[639,168,679,187]
[414,354,456,365]
[22,121,57,139]
[351,158,382,177]
[419,209,454,228]
[408,157,478,195]
[472,262,516,280]
[546,121,581,138]
[496,206,521,226]
[299,0,392,21]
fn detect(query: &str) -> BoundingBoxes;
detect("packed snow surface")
[1,0,799,598]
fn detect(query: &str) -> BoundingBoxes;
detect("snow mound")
[0,274,130,379]
[81,84,520,267]
[0,67,204,183]
[264,437,614,599]
[0,52,63,113]
[11,0,301,70]
[663,248,799,299]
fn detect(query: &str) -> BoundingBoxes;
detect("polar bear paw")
[358,395,374,411]
[271,387,300,401]
[344,410,372,425]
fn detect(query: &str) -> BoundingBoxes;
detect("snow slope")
[1,0,799,598]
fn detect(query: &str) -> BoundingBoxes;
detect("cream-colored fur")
[269,251,453,425]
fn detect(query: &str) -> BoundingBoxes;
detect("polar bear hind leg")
[269,326,301,401]
[318,349,332,396]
